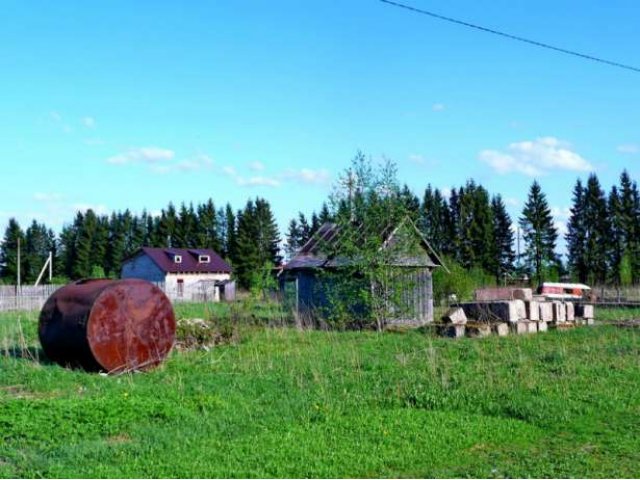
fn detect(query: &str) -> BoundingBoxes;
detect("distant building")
[279,217,446,326]
[121,247,234,302]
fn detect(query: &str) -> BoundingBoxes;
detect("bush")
[433,257,494,303]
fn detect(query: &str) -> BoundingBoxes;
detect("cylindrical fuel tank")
[39,278,176,373]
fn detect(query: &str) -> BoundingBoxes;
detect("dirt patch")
[106,433,132,445]
[0,384,61,400]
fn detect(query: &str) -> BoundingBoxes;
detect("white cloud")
[504,197,520,207]
[33,192,64,202]
[82,116,96,129]
[432,103,445,112]
[282,168,331,186]
[479,137,593,176]
[148,154,213,174]
[249,161,265,171]
[617,144,639,154]
[237,176,281,188]
[107,147,175,165]
[554,220,568,237]
[409,154,425,165]
[550,206,572,220]
[222,166,237,176]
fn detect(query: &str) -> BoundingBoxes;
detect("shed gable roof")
[128,247,232,274]
[284,216,446,271]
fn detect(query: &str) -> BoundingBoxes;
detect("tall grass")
[1,305,640,477]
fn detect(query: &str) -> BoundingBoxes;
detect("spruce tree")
[582,173,609,284]
[421,185,448,255]
[224,204,237,263]
[73,210,97,279]
[519,181,558,284]
[607,186,625,284]
[158,203,178,247]
[318,202,332,224]
[618,170,640,282]
[0,218,26,283]
[196,199,221,252]
[297,212,311,245]
[566,179,588,282]
[234,200,259,289]
[490,195,515,282]
[285,218,300,261]
[24,220,55,283]
[457,180,494,271]
[107,212,127,277]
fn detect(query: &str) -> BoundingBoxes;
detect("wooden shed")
[279,217,446,327]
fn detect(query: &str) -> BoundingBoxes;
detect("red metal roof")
[136,247,232,274]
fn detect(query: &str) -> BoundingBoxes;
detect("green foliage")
[322,152,425,329]
[2,309,640,478]
[0,218,25,282]
[90,265,106,278]
[490,195,515,281]
[249,261,278,299]
[433,256,494,303]
[234,198,281,290]
[619,252,633,286]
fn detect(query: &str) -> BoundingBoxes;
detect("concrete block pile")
[438,288,595,339]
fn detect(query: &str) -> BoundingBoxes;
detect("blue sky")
[1,0,639,251]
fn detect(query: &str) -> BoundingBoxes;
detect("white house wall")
[165,272,231,302]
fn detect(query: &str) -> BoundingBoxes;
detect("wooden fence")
[590,285,640,305]
[0,280,237,312]
[0,285,62,312]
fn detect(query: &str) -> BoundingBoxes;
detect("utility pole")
[34,252,53,287]
[16,237,21,291]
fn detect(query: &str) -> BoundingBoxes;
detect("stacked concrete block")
[539,302,553,322]
[552,301,567,323]
[511,321,530,335]
[460,301,520,323]
[575,304,594,320]
[491,323,509,337]
[526,300,540,321]
[442,307,467,325]
[513,288,533,301]
[440,294,595,339]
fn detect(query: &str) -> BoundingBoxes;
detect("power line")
[380,0,640,74]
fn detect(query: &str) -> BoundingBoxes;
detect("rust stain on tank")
[39,278,176,373]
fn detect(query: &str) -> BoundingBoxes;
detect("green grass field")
[1,305,640,478]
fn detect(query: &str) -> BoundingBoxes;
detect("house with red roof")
[121,247,234,301]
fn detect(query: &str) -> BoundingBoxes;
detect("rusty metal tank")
[39,278,176,373]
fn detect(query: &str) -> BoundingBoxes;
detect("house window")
[198,255,210,263]
[177,278,184,297]
[174,255,182,264]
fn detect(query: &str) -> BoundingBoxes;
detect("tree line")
[0,198,280,289]
[1,152,639,289]
[286,155,640,287]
